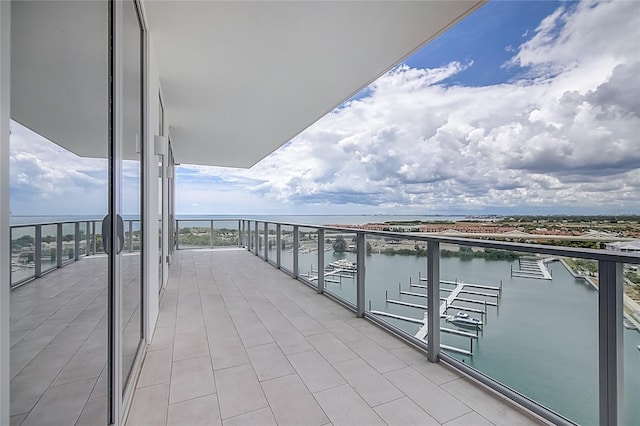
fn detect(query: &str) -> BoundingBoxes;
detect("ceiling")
[11,1,485,168]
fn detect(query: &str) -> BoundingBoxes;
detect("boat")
[447,312,483,328]
[326,259,357,273]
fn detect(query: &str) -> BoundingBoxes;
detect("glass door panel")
[120,0,143,396]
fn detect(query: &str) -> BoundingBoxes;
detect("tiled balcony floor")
[127,249,546,426]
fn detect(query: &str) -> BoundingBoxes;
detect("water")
[271,243,639,426]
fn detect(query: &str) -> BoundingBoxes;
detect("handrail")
[230,218,638,426]
[9,218,142,288]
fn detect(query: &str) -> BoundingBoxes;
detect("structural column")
[427,241,440,362]
[293,225,299,278]
[356,232,366,317]
[598,260,623,426]
[317,229,325,294]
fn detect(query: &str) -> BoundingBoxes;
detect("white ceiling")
[145,1,484,167]
[11,1,485,168]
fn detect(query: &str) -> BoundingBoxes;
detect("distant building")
[605,240,640,253]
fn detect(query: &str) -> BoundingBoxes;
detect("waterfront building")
[0,2,636,426]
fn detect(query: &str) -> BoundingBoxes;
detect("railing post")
[254,221,259,255]
[56,223,63,268]
[356,232,366,317]
[293,225,299,278]
[175,220,180,250]
[128,221,133,252]
[264,222,269,261]
[238,220,242,247]
[35,225,42,278]
[427,241,440,362]
[74,222,80,261]
[276,224,281,268]
[598,260,623,426]
[210,220,215,248]
[91,221,96,254]
[85,222,90,256]
[317,229,324,294]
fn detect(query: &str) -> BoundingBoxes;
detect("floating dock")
[369,275,501,356]
[511,257,552,280]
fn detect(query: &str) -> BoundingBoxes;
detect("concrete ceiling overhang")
[145,1,485,167]
[10,1,485,167]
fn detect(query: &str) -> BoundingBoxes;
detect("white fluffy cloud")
[178,0,639,215]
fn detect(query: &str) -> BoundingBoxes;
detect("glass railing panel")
[280,225,294,273]
[623,262,640,425]
[128,219,142,252]
[61,223,76,263]
[364,234,428,337]
[213,220,239,247]
[10,225,36,285]
[322,230,357,305]
[176,220,212,249]
[41,224,58,273]
[267,223,277,265]
[257,222,264,258]
[249,222,256,253]
[298,226,318,287]
[438,244,599,425]
[95,220,105,254]
[78,221,89,256]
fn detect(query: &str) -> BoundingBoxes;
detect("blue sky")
[10,0,640,216]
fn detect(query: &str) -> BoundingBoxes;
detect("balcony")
[9,219,640,425]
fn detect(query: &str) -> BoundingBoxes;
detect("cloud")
[186,0,639,215]
[10,122,109,215]
[9,1,640,217]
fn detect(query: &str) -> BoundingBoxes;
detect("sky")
[10,0,640,217]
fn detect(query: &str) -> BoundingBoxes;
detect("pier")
[370,275,502,356]
[511,256,552,280]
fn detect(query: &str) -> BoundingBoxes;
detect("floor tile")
[137,348,172,388]
[374,396,440,425]
[215,364,267,419]
[333,358,403,407]
[287,350,345,393]
[21,378,95,426]
[443,411,496,426]
[261,374,328,426]
[307,332,358,364]
[246,343,295,382]
[385,367,472,424]
[222,407,276,426]
[169,355,216,404]
[167,394,221,426]
[127,383,169,426]
[345,338,407,374]
[442,377,540,425]
[314,384,385,426]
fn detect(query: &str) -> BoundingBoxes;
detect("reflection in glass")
[322,231,357,305]
[121,0,143,394]
[623,262,640,425]
[10,226,36,285]
[9,1,109,423]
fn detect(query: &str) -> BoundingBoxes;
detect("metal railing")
[9,219,141,288]
[226,218,638,426]
[13,217,636,425]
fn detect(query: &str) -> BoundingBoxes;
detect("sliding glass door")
[114,0,145,415]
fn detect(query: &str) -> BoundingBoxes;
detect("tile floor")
[126,249,546,426]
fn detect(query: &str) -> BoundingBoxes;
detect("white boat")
[326,259,357,272]
[447,312,483,328]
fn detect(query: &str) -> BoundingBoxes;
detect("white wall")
[143,33,169,343]
[0,2,10,424]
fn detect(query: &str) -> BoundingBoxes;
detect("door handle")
[102,214,125,254]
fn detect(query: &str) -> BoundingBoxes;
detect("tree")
[333,235,346,252]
